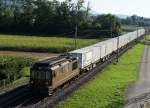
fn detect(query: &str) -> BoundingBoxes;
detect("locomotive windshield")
[31,68,51,80]
[30,64,52,85]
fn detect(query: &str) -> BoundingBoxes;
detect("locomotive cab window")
[72,61,78,71]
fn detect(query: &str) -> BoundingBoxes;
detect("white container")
[93,43,106,59]
[100,44,106,58]
[112,38,118,51]
[69,48,93,69]
[105,40,113,55]
[89,46,101,63]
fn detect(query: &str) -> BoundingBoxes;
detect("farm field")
[57,43,145,108]
[0,34,98,53]
[0,51,59,59]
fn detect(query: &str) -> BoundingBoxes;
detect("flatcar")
[30,28,146,95]
[30,56,79,95]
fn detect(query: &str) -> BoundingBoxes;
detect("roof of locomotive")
[32,55,78,68]
[33,56,70,67]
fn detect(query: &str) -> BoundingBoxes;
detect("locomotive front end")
[30,62,53,95]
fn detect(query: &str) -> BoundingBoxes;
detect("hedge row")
[0,56,36,86]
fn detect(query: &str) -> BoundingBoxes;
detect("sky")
[58,0,150,18]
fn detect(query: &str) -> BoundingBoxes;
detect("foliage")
[0,34,98,53]
[0,56,35,82]
[92,14,122,37]
[120,15,150,26]
[0,0,87,33]
[57,43,144,108]
[20,67,30,77]
[0,0,121,37]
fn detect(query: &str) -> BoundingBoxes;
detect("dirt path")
[0,51,60,59]
[124,41,150,108]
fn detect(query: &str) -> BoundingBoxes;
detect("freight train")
[30,28,146,95]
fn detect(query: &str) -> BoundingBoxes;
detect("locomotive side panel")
[51,60,79,90]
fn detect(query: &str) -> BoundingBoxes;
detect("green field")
[57,43,145,108]
[145,35,150,40]
[0,34,98,53]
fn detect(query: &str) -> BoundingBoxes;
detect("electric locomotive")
[30,56,79,95]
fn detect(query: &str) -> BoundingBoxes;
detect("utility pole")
[110,25,112,38]
[110,21,113,38]
[145,26,148,40]
[116,35,119,62]
[74,25,77,49]
[137,25,139,43]
[74,1,79,50]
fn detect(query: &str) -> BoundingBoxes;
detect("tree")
[0,0,123,37]
[18,0,34,32]
[34,0,58,33]
[0,1,4,29]
[0,0,3,20]
[93,14,122,37]
[0,6,14,32]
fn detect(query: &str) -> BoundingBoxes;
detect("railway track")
[0,80,28,96]
[0,84,29,108]
[0,39,140,108]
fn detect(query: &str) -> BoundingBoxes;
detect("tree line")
[120,15,150,26]
[0,0,122,38]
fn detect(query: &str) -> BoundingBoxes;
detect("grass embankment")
[145,35,150,40]
[57,43,145,108]
[0,34,97,53]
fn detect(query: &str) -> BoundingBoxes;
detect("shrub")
[0,56,36,85]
